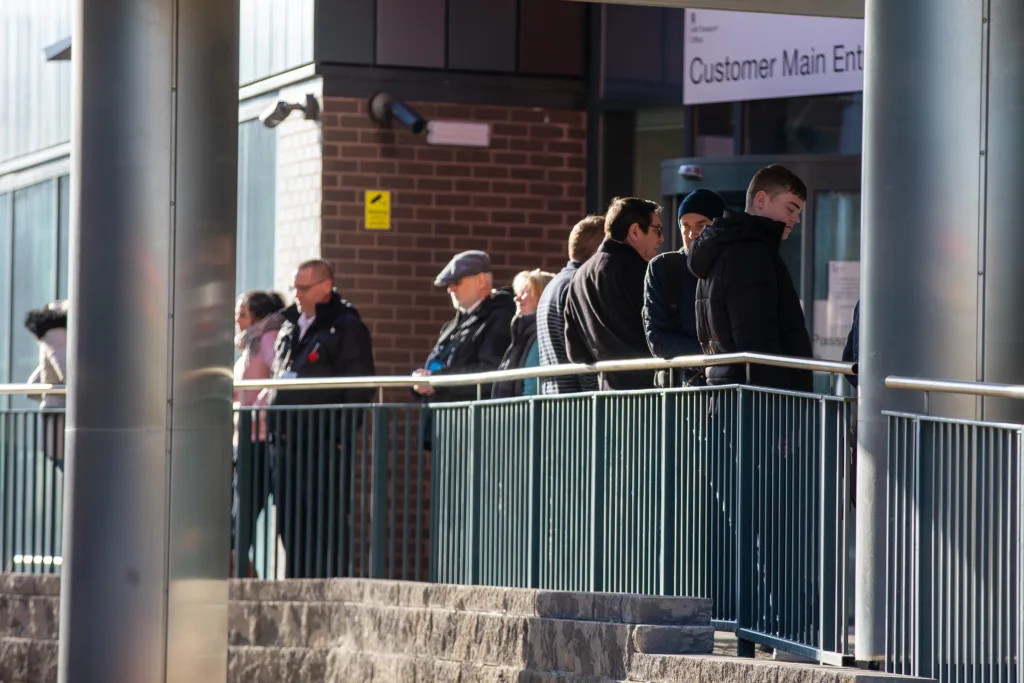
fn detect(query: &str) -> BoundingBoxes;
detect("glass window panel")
[236,120,277,296]
[57,176,70,299]
[11,180,58,409]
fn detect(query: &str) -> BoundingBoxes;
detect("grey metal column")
[58,0,238,680]
[860,0,1024,660]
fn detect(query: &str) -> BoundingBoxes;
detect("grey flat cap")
[434,250,492,287]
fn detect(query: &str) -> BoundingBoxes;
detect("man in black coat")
[266,258,376,578]
[688,165,813,392]
[564,197,664,391]
[644,189,727,388]
[413,250,515,402]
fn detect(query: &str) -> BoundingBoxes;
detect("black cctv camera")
[368,93,426,135]
[259,94,321,129]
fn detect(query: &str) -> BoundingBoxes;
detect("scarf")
[235,311,285,355]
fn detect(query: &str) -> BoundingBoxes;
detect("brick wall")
[318,97,588,382]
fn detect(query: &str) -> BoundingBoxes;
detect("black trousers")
[235,436,352,578]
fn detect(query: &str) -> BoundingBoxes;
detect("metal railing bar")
[886,376,1024,400]
[0,353,853,397]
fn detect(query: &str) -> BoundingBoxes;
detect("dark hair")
[24,301,68,340]
[604,197,662,241]
[568,215,606,262]
[268,291,287,311]
[243,291,282,321]
[746,164,808,209]
[297,258,334,284]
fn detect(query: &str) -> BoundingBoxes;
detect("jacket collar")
[283,290,343,324]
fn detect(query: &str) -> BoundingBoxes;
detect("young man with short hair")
[688,165,813,391]
[536,214,606,394]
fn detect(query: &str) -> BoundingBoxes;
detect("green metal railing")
[0,352,857,667]
[885,376,1024,683]
[429,378,856,665]
[234,404,429,580]
[0,409,64,573]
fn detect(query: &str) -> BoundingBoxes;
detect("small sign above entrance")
[365,190,391,230]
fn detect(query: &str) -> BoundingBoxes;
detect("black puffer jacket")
[269,292,376,408]
[419,288,516,402]
[688,213,813,392]
[491,314,538,399]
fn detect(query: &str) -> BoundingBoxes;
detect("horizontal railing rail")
[887,375,1024,400]
[3,353,855,397]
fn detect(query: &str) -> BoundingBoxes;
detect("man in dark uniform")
[263,259,376,579]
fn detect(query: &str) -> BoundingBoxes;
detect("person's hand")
[412,368,435,396]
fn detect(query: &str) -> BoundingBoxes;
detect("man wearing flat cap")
[412,250,515,403]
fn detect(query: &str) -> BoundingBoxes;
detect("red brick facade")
[317,96,588,382]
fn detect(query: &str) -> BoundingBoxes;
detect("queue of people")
[18,162,852,580]
[411,163,834,406]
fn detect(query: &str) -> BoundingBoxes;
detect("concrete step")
[629,655,931,683]
[0,637,58,683]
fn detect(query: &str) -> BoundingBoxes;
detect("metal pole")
[58,0,238,679]
[860,0,1024,660]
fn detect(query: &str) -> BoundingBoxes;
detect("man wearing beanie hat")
[643,189,726,387]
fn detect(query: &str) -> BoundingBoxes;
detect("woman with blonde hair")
[492,269,555,398]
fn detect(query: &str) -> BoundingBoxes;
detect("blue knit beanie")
[678,189,727,222]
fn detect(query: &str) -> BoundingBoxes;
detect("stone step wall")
[0,574,925,683]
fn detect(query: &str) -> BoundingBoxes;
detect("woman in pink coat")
[232,290,285,577]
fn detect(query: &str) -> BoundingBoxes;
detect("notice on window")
[813,261,860,361]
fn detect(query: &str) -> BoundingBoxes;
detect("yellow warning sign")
[365,190,391,230]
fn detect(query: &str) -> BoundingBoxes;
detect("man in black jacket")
[564,197,663,391]
[688,165,813,392]
[267,258,376,578]
[413,250,515,402]
[644,189,726,388]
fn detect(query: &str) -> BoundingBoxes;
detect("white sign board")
[684,9,864,105]
[812,261,860,361]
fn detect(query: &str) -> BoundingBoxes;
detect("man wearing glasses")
[564,197,664,391]
[263,258,376,578]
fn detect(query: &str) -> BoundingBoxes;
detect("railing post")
[912,418,933,679]
[369,407,389,579]
[661,389,678,597]
[469,403,483,584]
[234,408,254,579]
[735,387,756,658]
[590,393,606,593]
[819,398,841,655]
[529,398,542,589]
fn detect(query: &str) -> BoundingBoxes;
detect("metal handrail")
[234,352,853,391]
[1,353,853,397]
[886,376,1024,400]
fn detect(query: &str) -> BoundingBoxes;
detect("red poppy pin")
[308,343,321,363]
